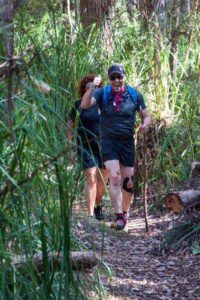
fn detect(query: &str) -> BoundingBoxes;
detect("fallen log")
[191,161,200,174]
[11,251,100,272]
[165,190,200,213]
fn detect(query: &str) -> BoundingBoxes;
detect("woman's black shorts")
[77,140,104,170]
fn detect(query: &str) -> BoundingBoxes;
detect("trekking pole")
[143,132,149,233]
[140,107,149,233]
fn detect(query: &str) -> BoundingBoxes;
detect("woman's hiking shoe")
[115,214,126,230]
[94,205,104,221]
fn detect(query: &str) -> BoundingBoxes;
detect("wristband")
[89,82,95,90]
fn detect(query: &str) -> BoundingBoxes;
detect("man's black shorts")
[101,137,135,167]
[77,140,104,170]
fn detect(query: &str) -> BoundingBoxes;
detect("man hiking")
[81,63,151,230]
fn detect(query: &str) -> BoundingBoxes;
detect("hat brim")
[108,71,125,77]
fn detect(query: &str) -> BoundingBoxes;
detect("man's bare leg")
[121,165,134,215]
[104,160,122,213]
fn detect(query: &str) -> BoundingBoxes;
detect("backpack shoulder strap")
[102,85,138,106]
[126,86,138,106]
[103,85,112,104]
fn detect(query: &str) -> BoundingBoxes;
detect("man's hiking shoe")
[123,212,129,223]
[114,214,126,230]
[94,205,104,221]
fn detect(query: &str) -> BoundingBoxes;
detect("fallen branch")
[12,251,100,272]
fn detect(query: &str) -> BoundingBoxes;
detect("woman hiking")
[68,74,108,220]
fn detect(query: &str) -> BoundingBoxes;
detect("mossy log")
[165,190,200,213]
[11,251,100,272]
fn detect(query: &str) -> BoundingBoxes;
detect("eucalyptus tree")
[79,0,115,53]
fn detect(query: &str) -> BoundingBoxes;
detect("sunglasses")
[109,75,124,81]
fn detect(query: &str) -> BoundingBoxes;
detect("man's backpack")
[102,85,139,107]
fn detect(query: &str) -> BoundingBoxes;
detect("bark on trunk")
[80,0,114,26]
[79,0,114,54]
[11,251,100,272]
[165,190,200,213]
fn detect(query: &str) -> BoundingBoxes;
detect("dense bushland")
[0,2,199,299]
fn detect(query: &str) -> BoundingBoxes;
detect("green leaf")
[192,241,200,255]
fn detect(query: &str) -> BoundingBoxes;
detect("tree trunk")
[79,0,114,53]
[80,0,102,28]
[11,251,100,272]
[74,0,80,24]
[165,190,200,213]
[0,0,14,137]
[180,0,191,13]
[61,0,67,12]
[80,0,114,26]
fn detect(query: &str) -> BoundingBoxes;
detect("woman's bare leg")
[84,167,97,216]
[96,168,109,205]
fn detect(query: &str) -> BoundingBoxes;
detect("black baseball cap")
[108,63,126,77]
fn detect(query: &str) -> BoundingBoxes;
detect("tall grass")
[0,10,107,300]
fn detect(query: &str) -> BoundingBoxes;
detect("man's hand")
[139,108,151,134]
[93,75,102,88]
[139,123,149,134]
[81,75,101,109]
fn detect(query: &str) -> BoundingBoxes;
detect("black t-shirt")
[93,86,146,139]
[70,99,101,144]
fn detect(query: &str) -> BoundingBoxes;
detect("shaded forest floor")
[72,201,200,300]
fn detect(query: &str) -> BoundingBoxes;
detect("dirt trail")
[73,208,200,300]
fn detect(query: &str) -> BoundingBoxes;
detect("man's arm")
[139,109,152,134]
[81,75,102,109]
[81,87,96,109]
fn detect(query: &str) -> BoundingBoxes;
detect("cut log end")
[165,193,184,213]
[70,251,100,270]
[165,190,200,213]
[191,161,200,173]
